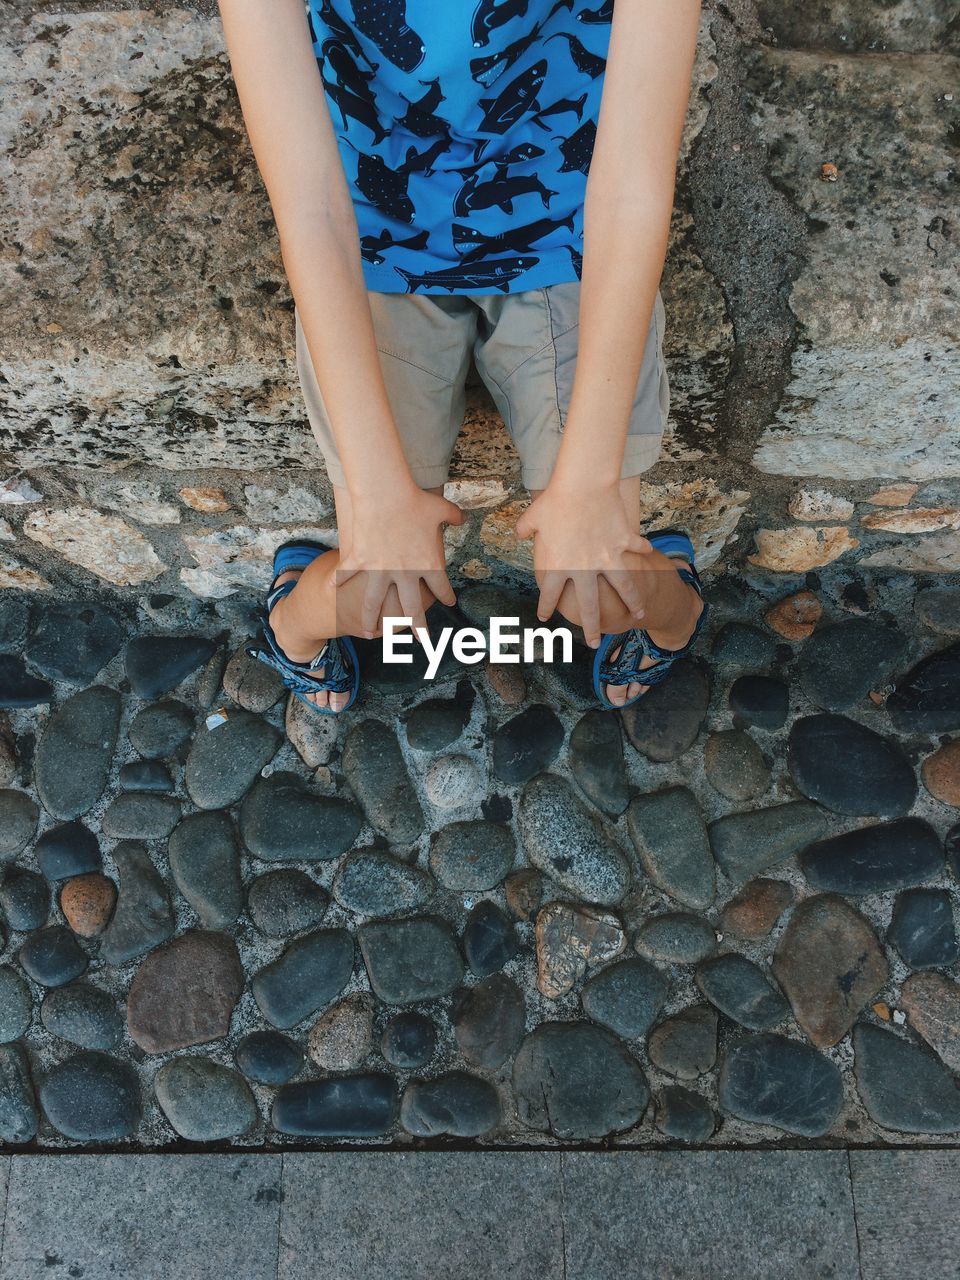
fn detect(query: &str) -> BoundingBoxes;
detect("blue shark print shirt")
[305,0,614,294]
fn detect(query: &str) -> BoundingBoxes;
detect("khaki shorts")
[294,282,669,492]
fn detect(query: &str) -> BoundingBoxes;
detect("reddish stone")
[504,869,543,922]
[484,658,526,706]
[764,591,823,641]
[901,973,960,1072]
[921,741,960,807]
[720,878,793,941]
[59,873,116,937]
[127,930,243,1053]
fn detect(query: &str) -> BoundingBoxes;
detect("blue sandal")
[592,529,709,711]
[246,540,360,716]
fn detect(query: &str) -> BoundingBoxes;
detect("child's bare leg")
[529,476,704,706]
[269,483,441,710]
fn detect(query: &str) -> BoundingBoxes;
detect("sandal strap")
[599,556,709,688]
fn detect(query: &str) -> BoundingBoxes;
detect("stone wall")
[0,0,958,598]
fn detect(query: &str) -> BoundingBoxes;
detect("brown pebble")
[484,658,526,706]
[921,741,960,807]
[872,1002,892,1022]
[60,873,117,937]
[719,877,793,941]
[764,591,822,641]
[505,869,543,922]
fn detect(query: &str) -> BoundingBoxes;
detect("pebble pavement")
[0,570,958,1147]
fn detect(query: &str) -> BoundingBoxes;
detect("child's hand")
[515,481,650,648]
[335,484,465,639]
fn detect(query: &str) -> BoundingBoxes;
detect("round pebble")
[703,730,771,802]
[463,900,518,977]
[59,873,117,937]
[380,1011,436,1069]
[423,755,482,809]
[19,926,88,988]
[154,1056,258,1142]
[128,699,194,758]
[922,741,960,807]
[236,1030,304,1085]
[635,913,717,965]
[41,983,123,1050]
[429,820,515,891]
[40,1051,142,1141]
[0,867,49,931]
[729,674,789,731]
[35,822,101,882]
[400,1071,501,1138]
[308,994,374,1071]
[247,869,329,937]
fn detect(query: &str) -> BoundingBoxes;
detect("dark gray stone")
[729,674,789,731]
[119,760,173,792]
[452,974,525,1069]
[0,1043,37,1144]
[429,820,515,892]
[800,818,944,895]
[342,719,424,845]
[247,868,328,937]
[887,643,960,733]
[492,703,565,785]
[463,900,518,976]
[709,801,828,882]
[155,1057,258,1141]
[101,792,181,840]
[0,655,51,709]
[19,925,88,988]
[648,1005,718,1080]
[797,619,907,712]
[581,957,669,1040]
[703,730,771,803]
[518,773,631,906]
[128,699,194,758]
[719,1034,843,1137]
[359,916,463,1005]
[34,686,122,820]
[25,603,124,684]
[40,983,123,1050]
[0,866,48,930]
[40,1050,142,1141]
[380,1011,436,1069]
[656,1086,716,1143]
[34,821,101,881]
[626,788,715,911]
[569,710,629,816]
[635,913,717,965]
[184,710,281,810]
[0,789,39,860]
[272,1073,399,1136]
[240,771,361,862]
[252,928,354,1029]
[513,1021,649,1139]
[711,622,777,669]
[236,1030,304,1085]
[621,659,710,762]
[125,634,217,699]
[0,601,26,653]
[0,965,32,1042]
[695,954,789,1031]
[404,682,474,751]
[333,848,434,918]
[889,889,959,970]
[400,1071,501,1137]
[788,714,917,817]
[99,842,175,966]
[853,1022,960,1134]
[168,810,244,928]
[222,644,285,713]
[916,587,960,636]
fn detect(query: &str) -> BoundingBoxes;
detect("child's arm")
[217,0,463,634]
[517,0,702,645]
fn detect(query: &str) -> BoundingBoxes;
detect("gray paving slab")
[0,1155,281,1280]
[280,1151,563,1280]
[562,1151,860,1280]
[851,1150,960,1280]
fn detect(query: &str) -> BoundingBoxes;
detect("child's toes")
[604,681,629,707]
